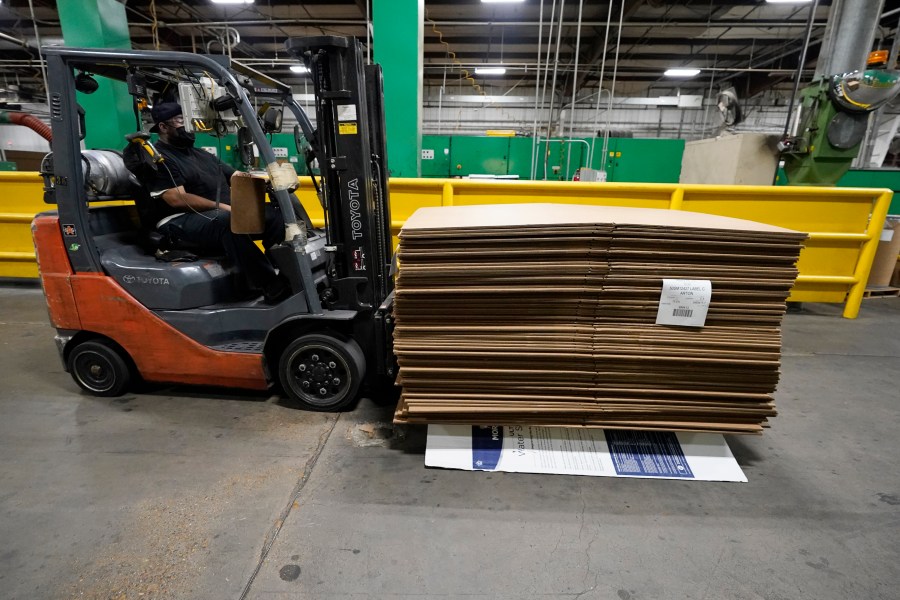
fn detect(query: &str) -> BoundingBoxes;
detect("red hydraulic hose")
[0,110,52,142]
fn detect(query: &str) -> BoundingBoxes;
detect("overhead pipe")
[544,0,566,179]
[537,0,558,179]
[430,19,827,28]
[601,0,626,176]
[882,7,900,20]
[590,0,616,165]
[142,18,368,28]
[782,0,820,137]
[437,65,447,134]
[27,0,49,100]
[529,0,545,180]
[137,19,826,29]
[564,0,585,178]
[0,32,29,47]
[816,0,886,77]
[0,57,813,75]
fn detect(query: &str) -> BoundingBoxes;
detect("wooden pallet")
[863,286,900,298]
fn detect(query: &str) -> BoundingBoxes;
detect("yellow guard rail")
[1,172,892,319]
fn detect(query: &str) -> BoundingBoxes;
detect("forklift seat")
[90,205,243,310]
[96,230,242,310]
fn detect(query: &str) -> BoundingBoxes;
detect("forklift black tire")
[278,333,365,412]
[67,339,132,397]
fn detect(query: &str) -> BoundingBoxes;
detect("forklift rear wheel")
[67,340,132,397]
[278,334,365,411]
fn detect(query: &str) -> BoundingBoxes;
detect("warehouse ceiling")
[2,0,900,106]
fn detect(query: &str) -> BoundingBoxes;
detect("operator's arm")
[160,187,231,212]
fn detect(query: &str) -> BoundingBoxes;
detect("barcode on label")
[672,308,693,317]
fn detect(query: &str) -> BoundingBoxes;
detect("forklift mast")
[285,36,394,314]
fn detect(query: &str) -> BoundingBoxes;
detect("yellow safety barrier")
[1,172,892,318]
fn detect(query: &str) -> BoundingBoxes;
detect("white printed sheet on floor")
[425,425,747,482]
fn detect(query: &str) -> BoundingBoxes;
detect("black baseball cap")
[149,102,183,133]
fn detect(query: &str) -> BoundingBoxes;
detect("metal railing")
[2,172,891,318]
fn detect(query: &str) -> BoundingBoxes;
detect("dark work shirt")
[145,141,236,225]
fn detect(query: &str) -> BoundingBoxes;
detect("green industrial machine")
[779,46,900,185]
[781,59,900,185]
[781,80,860,185]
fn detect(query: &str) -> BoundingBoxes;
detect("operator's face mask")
[161,117,195,148]
[169,125,196,148]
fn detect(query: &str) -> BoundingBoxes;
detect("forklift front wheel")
[67,339,132,397]
[278,334,365,412]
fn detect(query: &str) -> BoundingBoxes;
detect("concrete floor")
[0,284,898,600]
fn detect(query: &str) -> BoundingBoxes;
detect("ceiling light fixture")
[664,68,701,77]
[475,67,507,75]
[210,0,254,5]
[290,65,309,73]
[765,0,812,3]
[481,0,526,4]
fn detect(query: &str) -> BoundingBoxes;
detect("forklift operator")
[144,102,290,303]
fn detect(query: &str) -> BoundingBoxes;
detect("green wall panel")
[422,135,451,178]
[420,135,686,183]
[373,0,423,178]
[506,137,536,179]
[779,167,900,214]
[450,136,509,177]
[607,138,685,183]
[58,0,135,150]
[836,170,900,214]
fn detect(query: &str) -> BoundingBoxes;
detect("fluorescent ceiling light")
[290,65,309,73]
[475,67,507,75]
[664,68,701,77]
[481,0,526,3]
[766,0,812,3]
[210,0,254,4]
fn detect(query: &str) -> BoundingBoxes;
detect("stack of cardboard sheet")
[392,204,807,434]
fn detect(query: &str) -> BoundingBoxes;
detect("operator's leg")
[260,204,286,249]
[159,210,277,291]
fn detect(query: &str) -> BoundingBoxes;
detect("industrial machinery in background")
[779,0,900,185]
[780,51,900,185]
[715,88,743,129]
[32,37,395,411]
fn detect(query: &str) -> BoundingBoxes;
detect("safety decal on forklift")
[353,247,367,271]
[337,104,357,121]
[339,122,358,135]
[62,224,77,236]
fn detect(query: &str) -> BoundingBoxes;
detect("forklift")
[32,36,395,411]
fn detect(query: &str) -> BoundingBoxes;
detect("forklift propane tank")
[40,149,138,200]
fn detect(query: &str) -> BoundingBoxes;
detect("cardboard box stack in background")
[392,204,807,434]
[867,218,900,288]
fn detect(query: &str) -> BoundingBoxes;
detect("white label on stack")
[656,279,712,327]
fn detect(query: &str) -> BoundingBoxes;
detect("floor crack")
[237,413,340,600]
